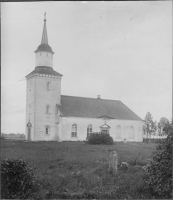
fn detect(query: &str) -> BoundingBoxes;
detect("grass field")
[1,140,158,199]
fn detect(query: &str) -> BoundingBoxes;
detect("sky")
[1,1,172,133]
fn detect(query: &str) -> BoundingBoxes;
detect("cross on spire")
[44,12,46,22]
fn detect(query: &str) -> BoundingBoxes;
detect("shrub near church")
[87,132,114,145]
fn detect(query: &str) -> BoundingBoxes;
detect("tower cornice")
[26,66,63,79]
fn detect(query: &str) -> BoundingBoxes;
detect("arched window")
[87,124,92,138]
[116,125,122,139]
[47,82,50,91]
[46,105,50,114]
[45,126,50,135]
[129,126,135,139]
[71,124,77,137]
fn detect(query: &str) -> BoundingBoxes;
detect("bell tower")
[35,13,54,68]
[25,13,63,141]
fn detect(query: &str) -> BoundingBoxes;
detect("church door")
[26,121,32,141]
[100,122,110,134]
[27,128,31,141]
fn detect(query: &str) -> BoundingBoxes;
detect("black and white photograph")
[1,1,172,199]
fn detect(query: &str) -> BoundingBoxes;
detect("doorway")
[26,121,32,141]
[100,122,110,134]
[27,128,31,141]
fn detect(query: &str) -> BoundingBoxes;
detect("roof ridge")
[61,95,121,102]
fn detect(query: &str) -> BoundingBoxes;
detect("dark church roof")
[60,95,142,121]
[35,44,54,54]
[26,66,63,78]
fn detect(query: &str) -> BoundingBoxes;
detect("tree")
[158,117,169,137]
[146,121,173,198]
[144,112,157,139]
[152,120,158,139]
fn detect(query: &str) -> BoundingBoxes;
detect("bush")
[87,132,114,145]
[1,134,5,140]
[119,162,129,171]
[146,122,173,199]
[129,155,146,166]
[1,159,39,199]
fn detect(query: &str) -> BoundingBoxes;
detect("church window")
[87,124,93,138]
[129,126,135,139]
[71,123,77,137]
[45,126,50,135]
[116,125,122,139]
[46,105,50,114]
[47,82,50,90]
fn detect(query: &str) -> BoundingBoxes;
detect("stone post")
[109,151,118,174]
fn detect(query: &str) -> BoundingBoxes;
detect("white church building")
[25,16,143,142]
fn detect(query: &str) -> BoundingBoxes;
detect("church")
[25,15,143,142]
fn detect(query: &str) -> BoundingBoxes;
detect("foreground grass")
[1,140,158,199]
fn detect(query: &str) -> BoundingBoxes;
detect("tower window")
[40,53,42,56]
[45,126,50,135]
[71,123,77,137]
[47,82,50,91]
[46,105,50,114]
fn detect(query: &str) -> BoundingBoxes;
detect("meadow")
[1,140,158,199]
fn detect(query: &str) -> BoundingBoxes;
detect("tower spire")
[41,12,48,44]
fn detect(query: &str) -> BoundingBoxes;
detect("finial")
[41,12,48,44]
[44,12,46,22]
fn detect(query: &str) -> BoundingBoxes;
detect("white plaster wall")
[35,51,53,67]
[34,75,61,141]
[61,117,143,142]
[57,116,62,141]
[25,77,35,141]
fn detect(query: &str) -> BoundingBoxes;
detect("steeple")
[41,12,48,44]
[35,13,54,54]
